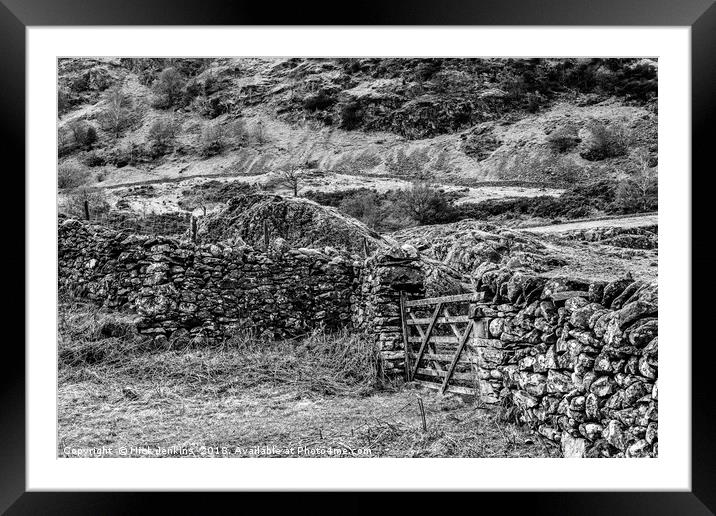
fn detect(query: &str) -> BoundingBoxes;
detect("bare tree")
[277,165,301,196]
[99,86,135,139]
[272,128,333,197]
[616,150,658,213]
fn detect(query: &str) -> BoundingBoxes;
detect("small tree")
[58,88,71,115]
[614,151,658,213]
[270,128,332,196]
[253,120,267,145]
[58,163,90,190]
[61,187,110,219]
[153,67,185,108]
[199,122,226,156]
[399,182,455,225]
[148,117,180,152]
[580,120,630,161]
[276,163,303,197]
[99,86,135,139]
[546,123,581,153]
[66,119,98,150]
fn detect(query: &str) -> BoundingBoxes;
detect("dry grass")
[58,300,556,458]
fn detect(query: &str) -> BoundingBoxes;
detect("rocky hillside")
[58,57,658,195]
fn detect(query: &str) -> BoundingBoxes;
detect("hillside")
[58,57,657,222]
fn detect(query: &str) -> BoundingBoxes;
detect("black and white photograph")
[55,57,660,459]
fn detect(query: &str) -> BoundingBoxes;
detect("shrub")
[580,120,630,161]
[303,90,336,111]
[398,182,458,225]
[613,153,658,213]
[252,120,268,145]
[58,88,72,115]
[98,87,136,138]
[199,123,226,156]
[152,67,186,108]
[339,100,362,130]
[148,117,180,154]
[339,191,384,229]
[83,151,106,167]
[66,120,98,150]
[58,163,91,190]
[546,124,581,153]
[59,187,110,219]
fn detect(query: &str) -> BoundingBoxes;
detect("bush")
[59,187,110,219]
[66,120,98,150]
[152,67,186,108]
[613,154,658,214]
[339,100,362,130]
[199,123,226,156]
[580,120,630,161]
[98,87,136,138]
[58,163,91,190]
[303,90,336,111]
[546,124,581,153]
[148,117,180,154]
[83,151,106,167]
[398,183,458,225]
[58,88,72,115]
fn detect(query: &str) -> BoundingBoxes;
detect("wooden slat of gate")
[407,311,445,372]
[440,320,475,394]
[410,302,443,381]
[415,368,475,381]
[404,292,480,308]
[408,336,460,344]
[407,315,469,325]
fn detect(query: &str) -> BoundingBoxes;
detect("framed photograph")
[7,0,714,511]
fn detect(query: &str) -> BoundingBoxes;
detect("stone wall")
[58,218,658,457]
[351,246,425,375]
[470,268,658,458]
[59,219,359,343]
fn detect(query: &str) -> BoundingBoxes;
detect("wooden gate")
[400,292,486,396]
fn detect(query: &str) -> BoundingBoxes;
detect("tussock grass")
[58,300,554,458]
[58,299,384,396]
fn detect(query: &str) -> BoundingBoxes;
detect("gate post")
[399,291,411,382]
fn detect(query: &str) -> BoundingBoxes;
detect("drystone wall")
[470,268,658,458]
[58,218,658,457]
[351,246,425,374]
[58,218,360,343]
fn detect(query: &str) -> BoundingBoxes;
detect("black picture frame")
[4,0,714,512]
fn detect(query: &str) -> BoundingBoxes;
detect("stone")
[588,281,606,304]
[569,303,603,330]
[561,433,587,458]
[539,300,557,321]
[626,318,658,347]
[601,278,634,307]
[626,439,651,458]
[579,422,603,441]
[603,419,627,450]
[585,393,600,420]
[546,370,571,394]
[512,390,539,409]
[590,376,614,397]
[564,296,589,312]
